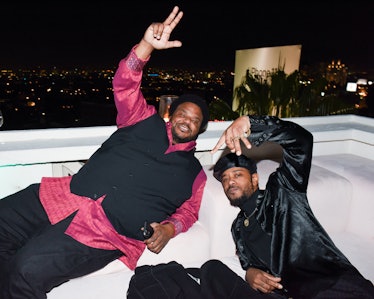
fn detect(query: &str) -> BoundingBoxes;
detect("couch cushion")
[330,232,374,283]
[137,221,210,266]
[84,221,210,277]
[307,164,352,233]
[47,270,133,299]
[312,154,374,238]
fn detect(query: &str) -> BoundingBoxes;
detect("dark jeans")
[127,259,285,299]
[0,184,122,299]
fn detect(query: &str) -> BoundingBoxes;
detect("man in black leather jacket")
[211,115,374,298]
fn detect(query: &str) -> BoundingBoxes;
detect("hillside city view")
[0,59,372,131]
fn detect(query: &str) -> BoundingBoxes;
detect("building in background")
[232,45,302,111]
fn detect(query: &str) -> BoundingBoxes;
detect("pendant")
[244,218,250,227]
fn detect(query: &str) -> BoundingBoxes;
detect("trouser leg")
[198,259,285,299]
[0,184,50,282]
[1,213,122,299]
[127,262,203,299]
[313,268,374,299]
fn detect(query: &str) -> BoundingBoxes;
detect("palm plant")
[207,66,358,121]
[232,67,355,118]
[234,69,272,116]
[208,98,239,121]
[269,69,299,117]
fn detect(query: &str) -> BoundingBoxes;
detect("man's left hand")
[144,222,174,253]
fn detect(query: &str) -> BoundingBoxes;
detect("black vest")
[70,115,202,240]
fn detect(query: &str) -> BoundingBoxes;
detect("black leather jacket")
[232,115,355,298]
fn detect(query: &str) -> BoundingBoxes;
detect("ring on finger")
[230,137,238,143]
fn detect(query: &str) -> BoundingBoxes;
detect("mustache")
[227,185,240,193]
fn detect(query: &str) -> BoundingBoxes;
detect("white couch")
[47,154,374,299]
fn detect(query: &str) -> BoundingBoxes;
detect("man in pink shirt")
[0,6,209,298]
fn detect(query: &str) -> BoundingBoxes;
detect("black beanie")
[213,153,257,182]
[169,94,209,133]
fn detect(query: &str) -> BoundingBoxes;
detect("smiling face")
[220,167,259,206]
[169,102,203,144]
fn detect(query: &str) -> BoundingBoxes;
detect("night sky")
[1,1,373,71]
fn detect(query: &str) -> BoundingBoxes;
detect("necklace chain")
[244,208,257,219]
[243,208,257,227]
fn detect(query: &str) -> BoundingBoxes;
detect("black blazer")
[232,115,355,297]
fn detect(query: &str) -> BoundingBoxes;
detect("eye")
[191,117,201,124]
[175,111,185,117]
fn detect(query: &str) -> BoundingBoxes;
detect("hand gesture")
[245,267,283,294]
[211,116,252,156]
[142,6,183,51]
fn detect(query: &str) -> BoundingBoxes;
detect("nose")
[183,117,192,124]
[228,177,236,186]
[224,178,236,192]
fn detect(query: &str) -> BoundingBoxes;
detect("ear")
[251,173,259,189]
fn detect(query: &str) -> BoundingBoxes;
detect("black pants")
[311,269,374,299]
[0,184,122,299]
[127,260,284,299]
[128,260,374,299]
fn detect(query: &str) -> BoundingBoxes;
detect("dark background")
[1,1,373,71]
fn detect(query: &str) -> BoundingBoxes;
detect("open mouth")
[177,124,190,134]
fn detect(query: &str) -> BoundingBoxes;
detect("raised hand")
[211,115,252,156]
[135,6,183,60]
[143,6,183,50]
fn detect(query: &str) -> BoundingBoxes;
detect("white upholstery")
[330,232,374,283]
[47,155,374,298]
[85,221,210,278]
[307,164,352,233]
[313,154,374,238]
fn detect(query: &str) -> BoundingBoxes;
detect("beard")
[228,193,251,209]
[171,126,197,143]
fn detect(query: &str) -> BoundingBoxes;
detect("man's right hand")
[135,6,183,60]
[245,267,283,294]
[210,115,252,156]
